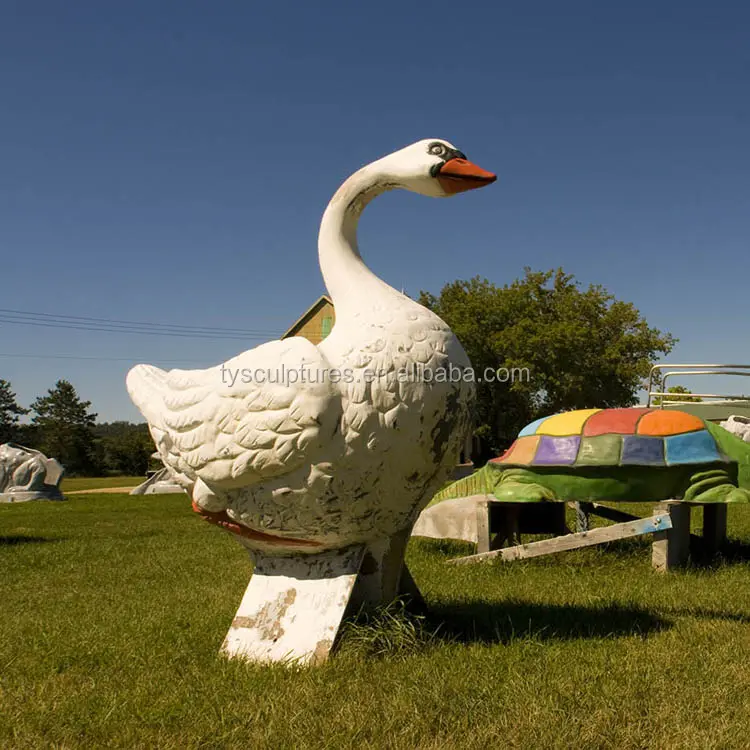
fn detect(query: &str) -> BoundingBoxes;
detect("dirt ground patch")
[65,487,138,495]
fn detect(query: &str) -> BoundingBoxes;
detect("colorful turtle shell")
[492,408,729,468]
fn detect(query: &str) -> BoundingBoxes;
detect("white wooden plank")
[652,501,691,572]
[475,499,491,553]
[222,545,364,666]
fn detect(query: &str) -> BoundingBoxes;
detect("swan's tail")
[126,364,202,491]
[126,364,171,429]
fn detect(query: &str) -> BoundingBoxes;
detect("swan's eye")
[428,142,447,157]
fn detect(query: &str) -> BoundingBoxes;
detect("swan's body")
[127,139,495,554]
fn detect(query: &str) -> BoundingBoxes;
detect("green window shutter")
[321,316,333,338]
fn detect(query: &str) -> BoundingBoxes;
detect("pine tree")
[0,379,28,444]
[31,380,100,475]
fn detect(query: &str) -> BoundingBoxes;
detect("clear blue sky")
[1,1,748,421]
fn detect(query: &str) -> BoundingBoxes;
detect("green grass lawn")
[2,495,750,749]
[62,476,145,492]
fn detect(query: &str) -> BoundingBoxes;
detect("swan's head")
[378,139,496,198]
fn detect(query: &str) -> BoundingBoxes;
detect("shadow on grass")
[0,535,63,546]
[337,598,670,660]
[705,538,750,564]
[679,537,750,568]
[426,599,670,644]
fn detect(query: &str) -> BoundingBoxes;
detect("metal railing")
[647,364,750,408]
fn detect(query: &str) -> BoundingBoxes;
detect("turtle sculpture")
[435,408,750,505]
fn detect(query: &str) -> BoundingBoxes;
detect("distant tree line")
[0,378,154,476]
[652,385,703,405]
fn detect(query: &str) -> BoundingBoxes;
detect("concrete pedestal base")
[0,487,64,503]
[222,532,424,666]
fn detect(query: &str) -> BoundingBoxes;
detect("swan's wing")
[126,338,340,489]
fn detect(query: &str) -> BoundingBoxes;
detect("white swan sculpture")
[127,139,495,664]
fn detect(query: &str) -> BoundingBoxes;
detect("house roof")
[281,295,334,339]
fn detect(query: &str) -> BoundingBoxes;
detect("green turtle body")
[436,408,750,505]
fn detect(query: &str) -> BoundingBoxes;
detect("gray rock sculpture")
[0,443,65,502]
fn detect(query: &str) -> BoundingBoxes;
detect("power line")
[0,353,213,364]
[0,316,279,340]
[0,308,283,339]
[0,308,282,334]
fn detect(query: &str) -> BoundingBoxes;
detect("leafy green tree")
[30,380,101,475]
[420,268,676,460]
[0,379,28,443]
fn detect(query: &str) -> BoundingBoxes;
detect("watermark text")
[220,363,530,387]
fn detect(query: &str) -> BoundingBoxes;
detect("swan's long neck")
[318,161,400,316]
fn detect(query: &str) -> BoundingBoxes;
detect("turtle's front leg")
[684,469,750,503]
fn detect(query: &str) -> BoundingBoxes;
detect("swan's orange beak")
[437,158,497,194]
